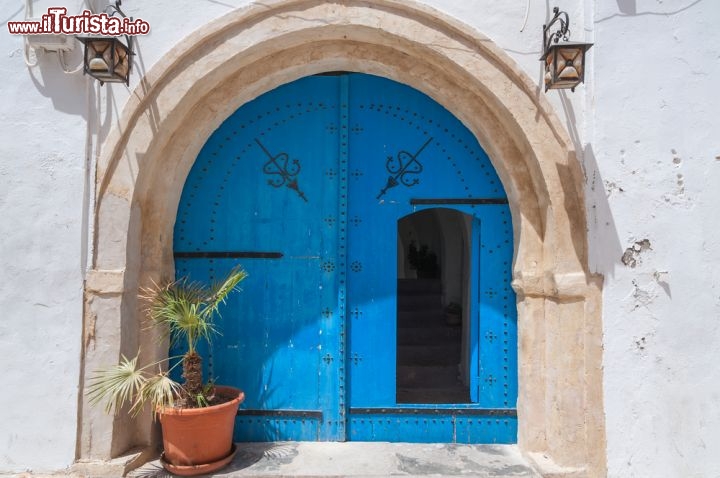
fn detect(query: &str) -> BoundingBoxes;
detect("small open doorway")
[396,208,472,404]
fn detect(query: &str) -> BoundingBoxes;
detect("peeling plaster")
[628,278,658,311]
[621,239,652,268]
[605,180,624,197]
[653,270,671,298]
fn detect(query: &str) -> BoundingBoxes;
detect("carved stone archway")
[78,1,605,476]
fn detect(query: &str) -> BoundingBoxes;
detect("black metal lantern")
[77,1,133,86]
[541,7,593,92]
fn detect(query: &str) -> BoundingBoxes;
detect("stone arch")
[79,1,605,476]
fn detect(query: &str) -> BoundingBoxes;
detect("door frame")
[80,1,605,476]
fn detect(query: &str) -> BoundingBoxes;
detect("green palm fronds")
[205,267,249,318]
[137,373,183,414]
[142,266,248,354]
[89,267,248,415]
[87,354,149,416]
[88,354,184,417]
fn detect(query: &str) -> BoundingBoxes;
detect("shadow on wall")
[599,0,704,22]
[23,7,154,134]
[582,144,624,278]
[557,91,624,278]
[27,43,89,119]
[3,4,89,117]
[616,0,637,15]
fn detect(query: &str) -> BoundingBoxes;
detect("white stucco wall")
[1,1,85,472]
[0,0,240,473]
[0,0,718,476]
[590,1,720,477]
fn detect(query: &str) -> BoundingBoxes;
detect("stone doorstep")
[0,443,588,477]
[69,447,155,477]
[0,448,152,478]
[128,442,544,477]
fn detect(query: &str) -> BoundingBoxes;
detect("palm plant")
[88,266,248,415]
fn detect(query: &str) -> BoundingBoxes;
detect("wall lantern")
[77,1,133,86]
[540,7,593,92]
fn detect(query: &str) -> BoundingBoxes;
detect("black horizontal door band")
[411,198,509,205]
[313,71,351,76]
[350,408,517,417]
[174,251,283,259]
[237,409,323,419]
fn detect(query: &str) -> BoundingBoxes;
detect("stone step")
[130,441,541,477]
[397,344,461,366]
[397,365,461,389]
[398,278,442,294]
[397,311,447,327]
[397,294,443,311]
[397,325,461,345]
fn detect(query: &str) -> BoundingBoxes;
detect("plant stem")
[182,350,203,404]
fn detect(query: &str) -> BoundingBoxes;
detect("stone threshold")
[128,442,542,477]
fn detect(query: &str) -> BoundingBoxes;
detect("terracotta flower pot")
[158,386,244,476]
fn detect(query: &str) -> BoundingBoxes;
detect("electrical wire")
[58,49,85,74]
[22,0,38,66]
[520,0,531,32]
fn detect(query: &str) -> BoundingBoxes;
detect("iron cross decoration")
[376,137,433,200]
[256,138,308,202]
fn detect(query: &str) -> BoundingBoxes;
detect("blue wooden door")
[174,73,517,443]
[344,75,517,442]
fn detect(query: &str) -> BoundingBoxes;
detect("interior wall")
[435,209,466,307]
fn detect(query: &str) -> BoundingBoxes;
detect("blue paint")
[173,73,517,443]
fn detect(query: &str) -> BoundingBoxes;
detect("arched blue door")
[174,73,517,443]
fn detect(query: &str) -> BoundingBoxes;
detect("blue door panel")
[476,206,517,409]
[174,73,517,444]
[349,415,517,444]
[236,416,321,442]
[174,76,343,440]
[454,417,518,444]
[346,74,504,202]
[349,416,455,443]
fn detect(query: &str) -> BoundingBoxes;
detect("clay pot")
[158,386,244,476]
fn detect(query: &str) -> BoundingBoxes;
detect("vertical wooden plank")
[329,75,349,441]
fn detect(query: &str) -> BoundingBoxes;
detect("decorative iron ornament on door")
[256,138,308,202]
[376,137,432,199]
[173,73,517,444]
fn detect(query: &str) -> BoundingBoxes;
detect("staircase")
[396,278,469,404]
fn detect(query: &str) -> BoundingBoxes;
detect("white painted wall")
[589,1,720,477]
[0,0,85,471]
[0,0,235,473]
[1,0,718,476]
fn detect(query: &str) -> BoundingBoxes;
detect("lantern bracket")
[542,7,571,59]
[539,6,592,92]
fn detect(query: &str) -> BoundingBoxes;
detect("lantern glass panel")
[80,36,131,85]
[543,42,591,91]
